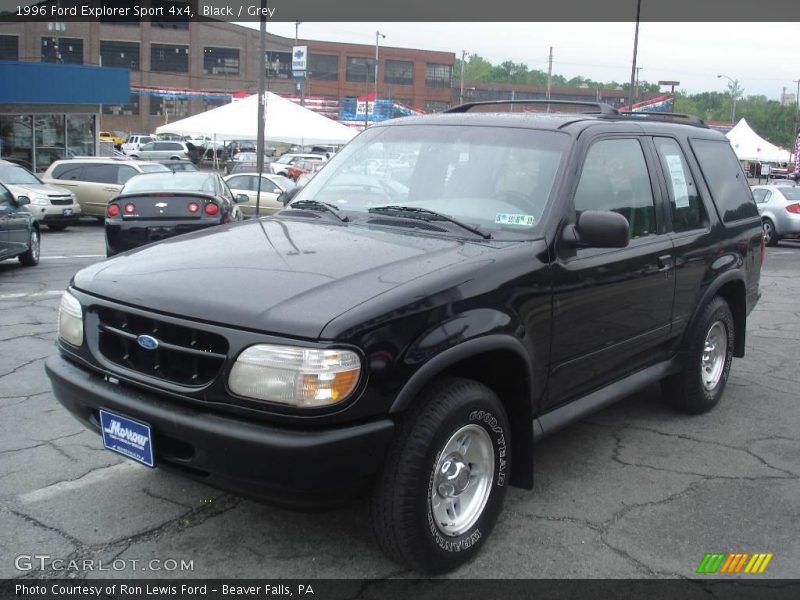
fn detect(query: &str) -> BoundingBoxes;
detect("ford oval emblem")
[137,335,160,350]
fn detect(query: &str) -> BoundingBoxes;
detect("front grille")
[95,307,228,386]
[49,197,73,205]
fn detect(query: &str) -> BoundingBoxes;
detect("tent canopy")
[156,92,357,145]
[725,119,791,163]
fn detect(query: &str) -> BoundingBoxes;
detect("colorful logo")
[696,552,773,574]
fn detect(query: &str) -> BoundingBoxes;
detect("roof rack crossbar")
[444,99,619,115]
[612,111,707,127]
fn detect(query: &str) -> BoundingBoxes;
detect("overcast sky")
[245,22,798,100]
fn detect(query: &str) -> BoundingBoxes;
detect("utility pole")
[459,50,469,105]
[546,46,553,101]
[374,31,386,115]
[628,0,642,108]
[717,74,740,124]
[255,0,267,217]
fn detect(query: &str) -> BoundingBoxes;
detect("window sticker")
[665,154,690,209]
[495,213,535,227]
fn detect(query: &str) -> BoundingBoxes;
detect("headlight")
[228,345,361,407]
[30,194,49,206]
[58,291,83,346]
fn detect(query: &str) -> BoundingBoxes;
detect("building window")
[151,44,189,73]
[309,54,338,81]
[425,63,452,88]
[384,60,413,86]
[150,96,189,118]
[102,94,140,116]
[203,47,240,76]
[0,35,18,61]
[100,41,140,71]
[265,51,292,79]
[204,98,229,112]
[346,57,374,83]
[41,37,83,64]
[425,100,451,113]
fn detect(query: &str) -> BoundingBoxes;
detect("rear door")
[80,164,124,217]
[549,135,676,406]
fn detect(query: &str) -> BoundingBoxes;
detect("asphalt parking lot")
[1,221,798,580]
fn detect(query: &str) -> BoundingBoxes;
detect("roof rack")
[444,100,620,116]
[610,111,708,127]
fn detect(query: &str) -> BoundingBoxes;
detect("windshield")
[0,165,42,185]
[123,172,217,194]
[236,153,257,162]
[295,124,569,235]
[271,175,296,189]
[276,155,295,164]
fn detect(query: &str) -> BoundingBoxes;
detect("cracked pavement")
[1,223,798,580]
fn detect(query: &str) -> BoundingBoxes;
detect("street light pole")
[255,0,267,217]
[793,79,800,140]
[717,74,739,124]
[459,49,469,105]
[628,0,641,108]
[374,31,385,111]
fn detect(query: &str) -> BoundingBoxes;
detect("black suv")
[46,101,763,573]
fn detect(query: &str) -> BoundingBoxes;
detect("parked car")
[99,131,127,147]
[752,183,800,245]
[224,151,269,175]
[0,181,39,267]
[157,159,199,172]
[104,171,247,255]
[42,158,170,219]
[268,153,325,176]
[121,135,154,155]
[46,101,763,573]
[0,160,81,230]
[223,172,295,217]
[127,141,191,161]
[285,159,324,182]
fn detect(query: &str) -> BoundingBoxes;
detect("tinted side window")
[690,138,758,223]
[154,142,168,150]
[84,164,119,184]
[51,163,86,180]
[574,138,657,238]
[654,137,706,232]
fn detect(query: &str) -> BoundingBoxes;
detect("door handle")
[657,255,674,270]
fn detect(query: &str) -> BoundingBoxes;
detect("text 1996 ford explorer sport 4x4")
[46,101,763,573]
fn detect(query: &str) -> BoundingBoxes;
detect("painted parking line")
[17,462,139,504]
[40,254,104,260]
[0,290,63,300]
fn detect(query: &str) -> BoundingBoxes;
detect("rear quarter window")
[690,138,758,223]
[51,163,87,180]
[83,164,120,184]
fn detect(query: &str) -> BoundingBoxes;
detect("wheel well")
[716,280,746,357]
[438,350,533,489]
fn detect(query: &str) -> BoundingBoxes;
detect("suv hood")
[7,183,73,197]
[73,218,509,339]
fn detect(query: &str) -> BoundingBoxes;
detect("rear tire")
[18,228,40,267]
[662,296,734,414]
[762,218,779,246]
[369,377,510,573]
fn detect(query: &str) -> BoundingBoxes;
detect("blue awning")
[0,61,130,105]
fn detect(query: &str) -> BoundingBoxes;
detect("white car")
[269,153,325,176]
[121,134,155,155]
[752,183,800,246]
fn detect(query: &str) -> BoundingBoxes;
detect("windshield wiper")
[368,205,492,239]
[288,200,349,222]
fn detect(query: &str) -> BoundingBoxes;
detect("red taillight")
[188,202,199,213]
[124,203,136,215]
[204,202,219,216]
[785,203,800,214]
[107,203,120,217]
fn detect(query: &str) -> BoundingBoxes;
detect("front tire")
[18,228,40,266]
[369,377,510,573]
[762,218,779,246]
[662,296,734,414]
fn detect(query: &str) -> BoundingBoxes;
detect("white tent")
[156,92,357,145]
[725,119,791,163]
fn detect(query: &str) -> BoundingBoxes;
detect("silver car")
[127,141,190,161]
[752,184,800,246]
[0,160,82,230]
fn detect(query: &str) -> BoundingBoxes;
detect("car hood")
[73,218,517,339]
[6,183,73,197]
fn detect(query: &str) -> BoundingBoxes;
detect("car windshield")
[123,172,217,193]
[295,124,569,235]
[0,165,42,185]
[236,152,257,162]
[272,175,295,189]
[779,188,800,201]
[276,155,295,164]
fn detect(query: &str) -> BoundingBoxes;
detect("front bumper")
[27,205,82,224]
[46,354,394,507]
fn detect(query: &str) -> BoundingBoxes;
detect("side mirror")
[234,193,249,203]
[278,186,303,206]
[15,195,31,206]
[568,210,630,248]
